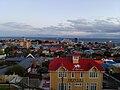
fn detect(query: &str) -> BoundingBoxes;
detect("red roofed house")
[49,53,104,90]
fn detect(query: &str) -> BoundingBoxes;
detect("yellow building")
[49,53,104,90]
[26,40,31,49]
[20,38,31,48]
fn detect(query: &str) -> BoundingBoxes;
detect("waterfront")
[0,37,120,44]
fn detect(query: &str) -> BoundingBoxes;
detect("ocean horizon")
[0,37,120,44]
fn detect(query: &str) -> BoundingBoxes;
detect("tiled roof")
[50,47,64,51]
[49,57,104,71]
[72,52,79,56]
[95,60,105,65]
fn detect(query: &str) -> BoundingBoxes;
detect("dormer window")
[73,56,79,63]
[73,56,79,60]
[72,52,80,63]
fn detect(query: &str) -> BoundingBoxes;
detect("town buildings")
[0,37,120,89]
[49,53,105,90]
[20,37,31,48]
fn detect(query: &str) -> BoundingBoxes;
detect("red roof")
[43,78,50,81]
[50,48,58,51]
[30,72,38,74]
[49,57,104,71]
[96,56,106,59]
[50,47,64,51]
[95,60,104,65]
[72,52,79,56]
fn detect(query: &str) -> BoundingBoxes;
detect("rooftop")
[49,56,105,71]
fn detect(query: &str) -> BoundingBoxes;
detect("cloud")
[67,18,120,33]
[1,22,37,31]
[2,22,32,29]
[0,17,120,38]
[0,22,40,36]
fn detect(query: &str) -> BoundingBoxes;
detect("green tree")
[4,46,18,57]
[42,61,50,68]
[5,65,26,76]
[0,49,4,54]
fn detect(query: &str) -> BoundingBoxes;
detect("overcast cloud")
[0,17,120,38]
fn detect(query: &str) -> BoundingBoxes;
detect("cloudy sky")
[0,0,120,38]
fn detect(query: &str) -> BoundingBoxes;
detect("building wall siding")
[50,67,103,90]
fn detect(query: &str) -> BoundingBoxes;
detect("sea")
[0,37,120,44]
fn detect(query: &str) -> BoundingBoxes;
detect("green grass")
[0,85,18,90]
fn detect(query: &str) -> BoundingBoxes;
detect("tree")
[42,61,50,68]
[4,46,18,57]
[5,65,26,76]
[104,51,111,57]
[0,49,4,54]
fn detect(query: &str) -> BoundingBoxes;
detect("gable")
[89,66,99,72]
[57,66,67,71]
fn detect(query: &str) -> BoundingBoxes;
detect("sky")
[0,0,120,38]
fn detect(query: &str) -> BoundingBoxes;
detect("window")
[59,83,67,90]
[58,72,67,78]
[90,83,97,90]
[32,68,36,72]
[74,82,82,87]
[86,83,89,90]
[80,72,84,78]
[73,56,79,59]
[71,72,75,78]
[89,72,98,78]
[68,83,72,90]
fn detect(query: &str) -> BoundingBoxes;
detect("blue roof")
[5,58,24,62]
[101,64,115,69]
[106,61,117,64]
[0,44,3,48]
[19,58,33,69]
[19,57,46,69]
